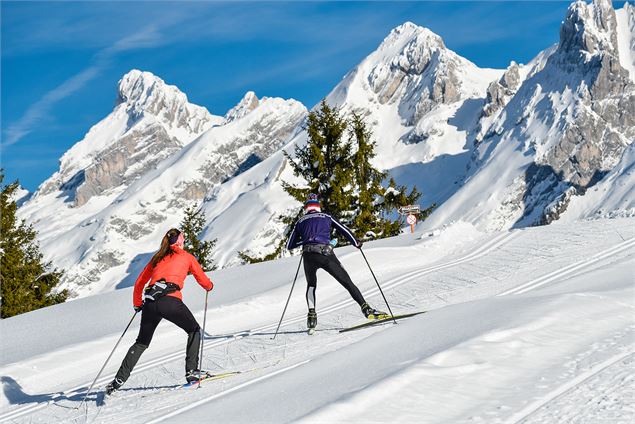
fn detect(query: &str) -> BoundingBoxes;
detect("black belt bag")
[303,244,333,256]
[143,280,180,302]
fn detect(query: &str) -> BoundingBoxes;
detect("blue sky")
[1,1,609,191]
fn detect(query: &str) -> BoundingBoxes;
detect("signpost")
[398,205,421,233]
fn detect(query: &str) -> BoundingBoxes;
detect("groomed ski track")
[1,218,633,423]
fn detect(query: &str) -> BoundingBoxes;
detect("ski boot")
[105,378,124,396]
[361,303,389,320]
[185,369,211,384]
[307,308,317,335]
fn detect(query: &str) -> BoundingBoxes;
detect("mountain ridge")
[17,0,634,299]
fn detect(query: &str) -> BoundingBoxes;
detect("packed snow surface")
[1,217,633,423]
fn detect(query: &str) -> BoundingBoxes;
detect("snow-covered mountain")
[19,72,306,297]
[34,70,222,206]
[424,0,635,230]
[18,0,635,300]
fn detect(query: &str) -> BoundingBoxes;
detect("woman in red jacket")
[106,228,213,395]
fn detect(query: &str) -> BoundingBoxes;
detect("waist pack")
[143,280,180,302]
[302,243,333,256]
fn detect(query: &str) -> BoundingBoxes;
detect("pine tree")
[180,204,217,272]
[348,112,430,239]
[282,100,355,223]
[349,112,389,239]
[1,171,67,318]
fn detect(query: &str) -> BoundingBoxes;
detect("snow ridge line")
[504,349,635,424]
[498,237,635,296]
[0,231,516,423]
[145,359,311,424]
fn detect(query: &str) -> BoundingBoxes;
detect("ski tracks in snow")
[0,231,516,423]
[2,224,634,423]
[508,349,635,424]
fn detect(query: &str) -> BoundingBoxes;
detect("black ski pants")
[114,296,201,385]
[303,251,366,309]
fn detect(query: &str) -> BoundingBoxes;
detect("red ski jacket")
[133,246,213,307]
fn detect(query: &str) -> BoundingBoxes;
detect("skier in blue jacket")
[286,194,387,331]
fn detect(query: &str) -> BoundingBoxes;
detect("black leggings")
[136,295,200,345]
[303,252,366,309]
[114,296,201,385]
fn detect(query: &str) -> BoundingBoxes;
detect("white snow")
[0,217,633,423]
[615,2,635,82]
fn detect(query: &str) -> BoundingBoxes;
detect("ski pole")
[78,310,139,408]
[272,255,303,340]
[198,290,209,380]
[360,248,398,324]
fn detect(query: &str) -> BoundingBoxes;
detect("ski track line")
[0,232,516,423]
[505,348,635,424]
[144,359,311,424]
[498,237,635,296]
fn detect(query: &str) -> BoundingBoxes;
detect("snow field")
[0,217,633,423]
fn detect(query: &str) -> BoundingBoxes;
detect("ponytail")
[150,228,180,268]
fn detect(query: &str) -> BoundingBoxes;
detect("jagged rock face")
[224,91,260,122]
[117,70,215,135]
[75,124,182,206]
[174,97,307,203]
[33,70,218,206]
[482,62,521,117]
[365,23,466,125]
[462,0,635,229]
[538,0,635,188]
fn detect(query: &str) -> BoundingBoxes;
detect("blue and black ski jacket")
[286,211,360,250]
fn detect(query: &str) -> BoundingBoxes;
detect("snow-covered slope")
[1,217,632,423]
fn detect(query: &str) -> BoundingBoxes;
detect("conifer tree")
[350,112,435,240]
[349,112,389,238]
[282,100,355,224]
[349,112,429,239]
[1,171,67,318]
[180,204,217,271]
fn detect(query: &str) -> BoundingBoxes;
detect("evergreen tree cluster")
[283,101,432,245]
[1,171,68,318]
[180,204,217,272]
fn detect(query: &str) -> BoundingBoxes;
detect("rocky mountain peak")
[224,91,260,122]
[383,22,445,53]
[559,0,619,58]
[117,70,179,110]
[116,69,214,135]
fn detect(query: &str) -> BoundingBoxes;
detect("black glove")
[134,304,143,312]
